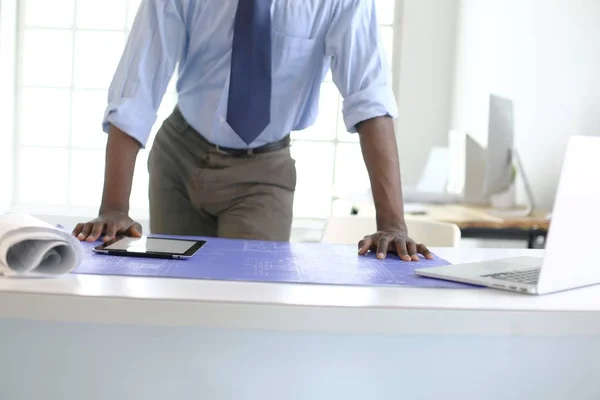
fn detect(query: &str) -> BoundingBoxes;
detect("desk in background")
[351,204,550,249]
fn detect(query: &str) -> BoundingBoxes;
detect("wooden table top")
[347,200,551,231]
[414,205,551,230]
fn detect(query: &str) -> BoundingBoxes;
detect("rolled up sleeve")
[325,0,398,133]
[103,0,186,147]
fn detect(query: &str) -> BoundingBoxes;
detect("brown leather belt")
[198,132,291,157]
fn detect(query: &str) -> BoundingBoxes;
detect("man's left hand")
[358,227,433,261]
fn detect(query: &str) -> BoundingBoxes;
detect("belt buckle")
[214,144,226,155]
[214,144,254,157]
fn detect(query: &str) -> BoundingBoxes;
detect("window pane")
[69,149,104,207]
[333,143,370,198]
[376,0,396,25]
[166,74,178,94]
[18,148,69,205]
[291,142,335,218]
[337,129,359,143]
[22,30,73,87]
[292,82,339,141]
[331,198,357,217]
[130,151,149,209]
[148,93,178,149]
[24,0,75,28]
[127,0,143,30]
[20,88,71,147]
[380,26,394,66]
[336,97,359,143]
[74,31,126,89]
[76,0,126,30]
[71,90,108,149]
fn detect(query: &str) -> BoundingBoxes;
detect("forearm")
[99,124,141,214]
[357,116,405,230]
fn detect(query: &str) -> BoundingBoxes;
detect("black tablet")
[93,236,206,259]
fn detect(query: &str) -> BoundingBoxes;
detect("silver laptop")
[415,135,600,295]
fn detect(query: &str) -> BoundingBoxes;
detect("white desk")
[1,247,599,400]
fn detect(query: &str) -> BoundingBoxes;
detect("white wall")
[451,0,600,210]
[395,0,458,186]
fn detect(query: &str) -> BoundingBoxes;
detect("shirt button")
[220,117,226,123]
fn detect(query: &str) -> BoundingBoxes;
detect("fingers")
[103,221,118,242]
[406,241,419,261]
[76,222,94,241]
[72,223,84,239]
[105,221,142,242]
[73,214,141,243]
[86,223,105,242]
[417,243,434,259]
[376,236,391,260]
[394,240,411,261]
[129,222,143,238]
[358,236,374,256]
[359,234,432,262]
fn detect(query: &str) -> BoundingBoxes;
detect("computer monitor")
[484,94,515,196]
[484,94,534,217]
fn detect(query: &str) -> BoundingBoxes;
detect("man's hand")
[72,210,142,243]
[73,124,142,243]
[355,116,432,260]
[358,225,433,261]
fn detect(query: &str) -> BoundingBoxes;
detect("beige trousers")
[148,108,296,241]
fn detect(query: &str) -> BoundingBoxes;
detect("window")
[11,0,398,223]
[292,0,397,219]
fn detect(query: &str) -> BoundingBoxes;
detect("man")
[73,0,432,261]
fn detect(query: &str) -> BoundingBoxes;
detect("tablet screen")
[105,237,196,255]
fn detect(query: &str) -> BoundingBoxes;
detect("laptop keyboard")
[482,268,540,285]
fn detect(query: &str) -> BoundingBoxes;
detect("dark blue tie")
[227,0,272,145]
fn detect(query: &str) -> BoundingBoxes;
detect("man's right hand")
[72,211,142,243]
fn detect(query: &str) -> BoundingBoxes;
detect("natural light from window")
[14,0,397,222]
